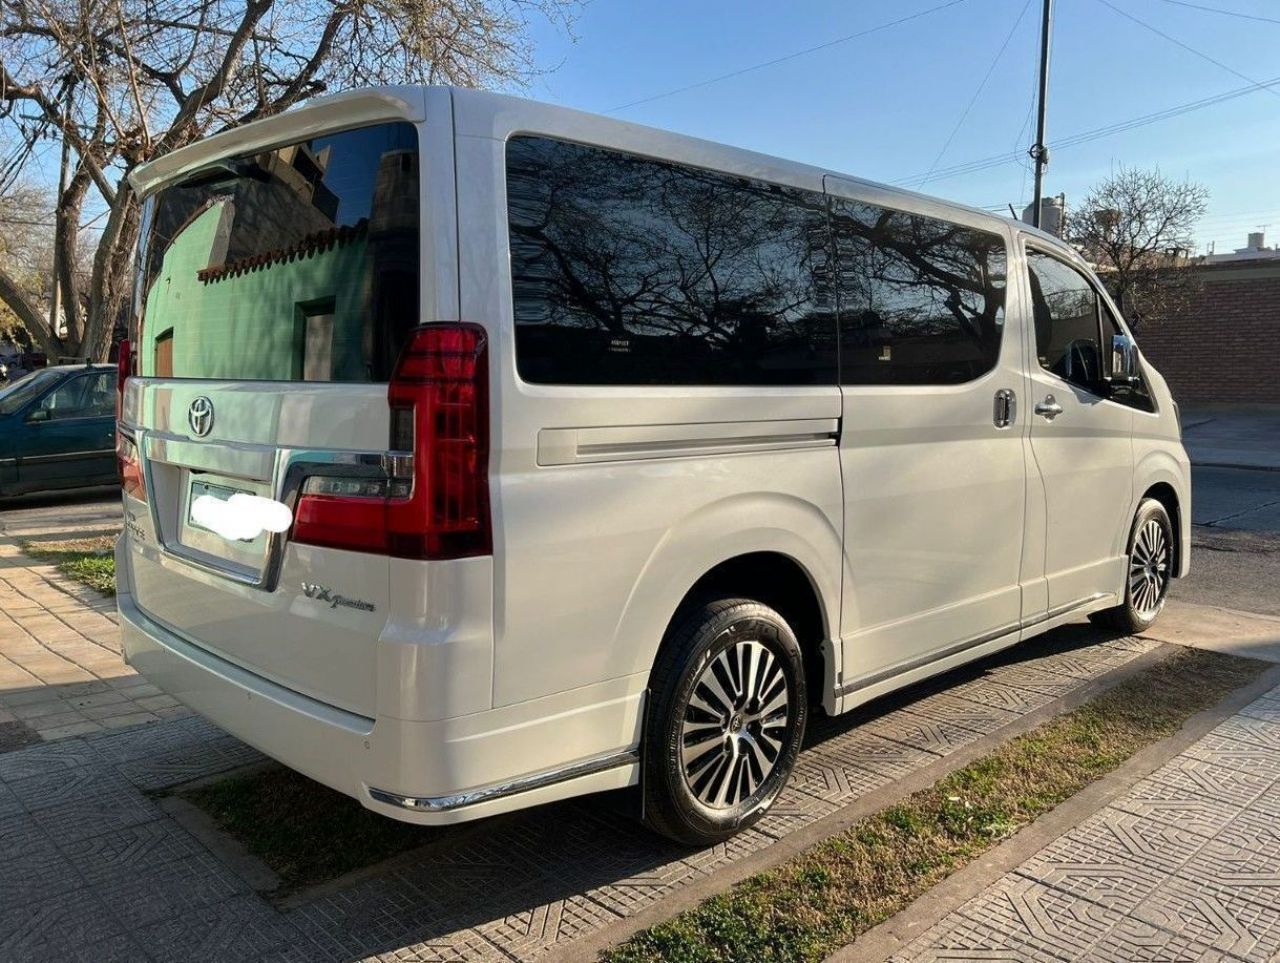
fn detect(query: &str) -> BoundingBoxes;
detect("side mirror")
[1108,334,1139,384]
[25,407,51,423]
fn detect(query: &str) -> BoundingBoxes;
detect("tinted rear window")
[506,136,836,386]
[132,122,419,382]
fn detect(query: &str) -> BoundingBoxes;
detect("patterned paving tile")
[678,826,776,875]
[0,737,99,782]
[1131,869,1280,961]
[133,894,304,963]
[895,876,1122,962]
[0,886,134,963]
[1015,807,1204,913]
[0,808,58,861]
[790,748,894,802]
[0,846,82,911]
[986,664,1083,698]
[290,875,503,962]
[947,676,1059,716]
[1135,755,1272,811]
[867,705,990,756]
[1240,695,1280,725]
[476,892,622,960]
[1183,730,1280,781]
[63,819,249,929]
[809,727,938,782]
[901,690,1022,735]
[115,736,266,790]
[85,713,229,765]
[1088,915,1241,963]
[22,767,162,843]
[1210,716,1280,752]
[755,784,842,839]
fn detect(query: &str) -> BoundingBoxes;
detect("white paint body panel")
[118,86,1192,825]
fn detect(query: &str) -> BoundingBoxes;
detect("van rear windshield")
[132,122,419,382]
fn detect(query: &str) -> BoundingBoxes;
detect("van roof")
[131,85,1074,256]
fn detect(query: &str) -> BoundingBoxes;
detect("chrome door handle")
[993,388,1016,428]
[1034,395,1064,420]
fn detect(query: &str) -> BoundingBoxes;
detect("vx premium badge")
[188,396,214,437]
[301,582,376,613]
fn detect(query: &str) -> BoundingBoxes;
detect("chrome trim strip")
[369,748,641,814]
[136,429,403,592]
[19,448,114,465]
[1020,592,1111,630]
[0,457,16,466]
[837,621,1020,697]
[835,593,1113,698]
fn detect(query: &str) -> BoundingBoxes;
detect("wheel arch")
[1129,448,1190,578]
[613,492,844,713]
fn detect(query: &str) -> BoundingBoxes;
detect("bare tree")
[0,0,576,360]
[1065,166,1209,330]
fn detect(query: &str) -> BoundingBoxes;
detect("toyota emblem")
[188,396,214,437]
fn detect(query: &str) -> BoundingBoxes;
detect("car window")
[1099,299,1156,413]
[506,136,836,386]
[34,372,113,420]
[0,368,62,415]
[1026,250,1103,391]
[831,200,1007,385]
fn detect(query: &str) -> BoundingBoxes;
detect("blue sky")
[518,0,1280,254]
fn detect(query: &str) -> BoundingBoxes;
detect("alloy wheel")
[680,638,791,809]
[1129,517,1170,618]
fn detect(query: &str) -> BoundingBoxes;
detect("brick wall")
[1136,260,1280,405]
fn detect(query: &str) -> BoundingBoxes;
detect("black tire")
[1090,498,1175,633]
[642,597,807,846]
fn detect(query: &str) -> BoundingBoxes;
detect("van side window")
[1026,250,1104,391]
[506,136,836,386]
[831,199,1007,385]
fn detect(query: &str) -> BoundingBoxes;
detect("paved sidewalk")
[885,682,1280,962]
[0,540,186,743]
[0,583,1163,961]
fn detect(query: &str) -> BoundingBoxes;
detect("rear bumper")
[116,546,643,825]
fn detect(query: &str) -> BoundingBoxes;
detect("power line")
[917,0,1034,188]
[1156,0,1280,26]
[1095,0,1280,100]
[608,0,973,113]
[897,73,1280,186]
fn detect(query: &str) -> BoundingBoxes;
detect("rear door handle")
[1034,395,1064,420]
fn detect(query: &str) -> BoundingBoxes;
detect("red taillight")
[117,431,147,503]
[291,324,491,559]
[116,338,132,421]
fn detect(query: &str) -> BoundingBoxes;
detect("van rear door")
[120,111,428,717]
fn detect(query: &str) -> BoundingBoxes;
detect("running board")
[834,593,1112,699]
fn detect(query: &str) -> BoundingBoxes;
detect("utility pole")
[1030,0,1054,229]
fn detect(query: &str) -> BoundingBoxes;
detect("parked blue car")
[0,364,118,497]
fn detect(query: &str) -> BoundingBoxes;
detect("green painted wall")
[140,202,371,381]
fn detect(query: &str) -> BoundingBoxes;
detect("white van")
[117,86,1190,844]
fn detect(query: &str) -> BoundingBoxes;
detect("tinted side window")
[831,200,1007,385]
[506,136,836,386]
[1026,250,1103,390]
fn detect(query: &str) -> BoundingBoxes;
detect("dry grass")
[604,647,1264,963]
[22,535,117,595]
[181,767,438,892]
